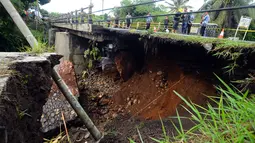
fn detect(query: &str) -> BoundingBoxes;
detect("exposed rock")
[40,93,78,133]
[160,82,164,88]
[114,51,136,81]
[157,71,163,76]
[133,99,137,104]
[99,98,110,106]
[112,113,118,118]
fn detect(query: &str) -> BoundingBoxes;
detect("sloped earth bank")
[56,39,253,142]
[77,59,216,143]
[73,44,221,142]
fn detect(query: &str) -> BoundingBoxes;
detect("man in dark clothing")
[126,13,132,29]
[181,7,188,34]
[172,11,181,33]
[114,16,119,28]
[187,10,194,35]
[164,16,169,31]
[106,16,111,27]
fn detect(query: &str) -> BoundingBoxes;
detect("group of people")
[108,8,210,36]
[171,8,195,34]
[106,13,133,28]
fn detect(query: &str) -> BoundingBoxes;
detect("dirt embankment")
[0,54,60,143]
[112,58,215,120]
[79,51,216,142]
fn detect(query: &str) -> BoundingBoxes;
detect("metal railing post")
[67,13,69,23]
[81,8,84,23]
[158,22,161,31]
[70,12,73,24]
[137,22,139,29]
[88,4,93,24]
[75,10,78,24]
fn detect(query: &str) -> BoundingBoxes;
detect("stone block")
[55,32,72,61]
[73,46,86,55]
[73,55,85,65]
[74,64,86,75]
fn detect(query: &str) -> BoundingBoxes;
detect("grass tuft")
[172,75,255,143]
[19,39,55,54]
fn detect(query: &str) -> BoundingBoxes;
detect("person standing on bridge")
[146,13,153,30]
[126,13,132,29]
[200,12,210,36]
[106,16,111,28]
[164,16,169,31]
[172,10,182,33]
[187,10,195,35]
[181,7,189,34]
[114,15,119,28]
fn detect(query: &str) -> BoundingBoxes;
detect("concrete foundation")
[48,28,59,47]
[55,32,89,75]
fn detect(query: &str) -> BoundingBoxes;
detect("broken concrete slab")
[0,52,61,143]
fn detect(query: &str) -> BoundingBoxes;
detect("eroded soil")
[73,57,216,142]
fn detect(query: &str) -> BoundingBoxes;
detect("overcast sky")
[41,0,205,14]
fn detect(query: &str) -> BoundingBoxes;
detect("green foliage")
[84,41,101,69]
[0,0,27,52]
[16,107,31,120]
[0,0,49,52]
[40,9,49,17]
[165,0,192,13]
[201,0,253,29]
[19,39,55,54]
[112,0,168,22]
[49,12,62,18]
[172,75,255,142]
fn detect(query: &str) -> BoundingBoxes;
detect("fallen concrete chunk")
[0,52,61,143]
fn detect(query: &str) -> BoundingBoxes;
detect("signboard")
[238,16,252,29]
[190,27,198,33]
[234,16,252,41]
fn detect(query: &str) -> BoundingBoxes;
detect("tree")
[40,9,49,17]
[0,0,50,51]
[1,0,38,48]
[200,0,253,28]
[111,0,167,22]
[164,0,192,12]
[119,0,134,17]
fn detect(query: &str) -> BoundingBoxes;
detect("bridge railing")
[50,1,255,40]
[89,4,255,39]
[51,5,93,24]
[50,0,164,25]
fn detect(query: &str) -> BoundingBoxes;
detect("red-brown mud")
[111,59,216,120]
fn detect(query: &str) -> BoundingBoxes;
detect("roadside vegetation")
[19,39,54,54]
[129,75,255,142]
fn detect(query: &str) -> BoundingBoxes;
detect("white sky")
[41,0,205,14]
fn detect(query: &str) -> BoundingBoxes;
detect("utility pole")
[102,0,104,15]
[0,0,38,48]
[36,0,39,30]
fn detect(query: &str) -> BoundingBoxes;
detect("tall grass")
[19,39,54,54]
[129,75,255,142]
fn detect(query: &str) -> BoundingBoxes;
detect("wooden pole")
[51,68,103,141]
[0,0,38,48]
